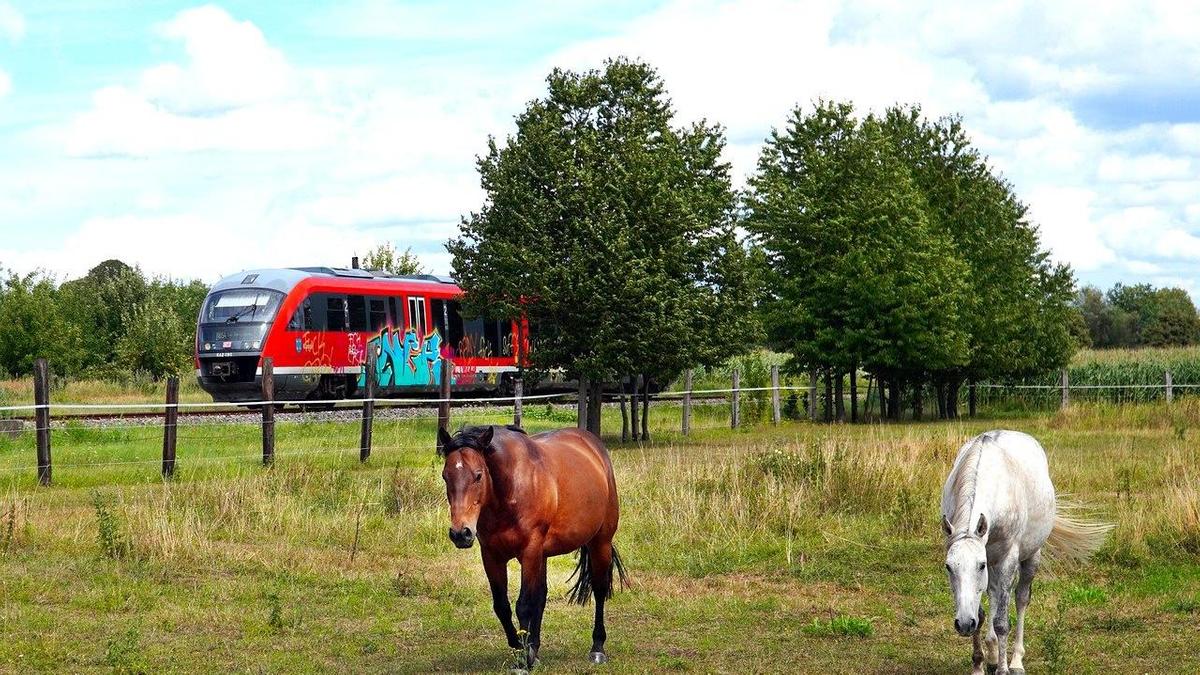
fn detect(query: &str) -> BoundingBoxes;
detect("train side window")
[287,297,313,330]
[446,301,465,351]
[325,296,347,331]
[348,295,368,332]
[368,297,388,332]
[408,296,427,336]
[391,297,405,329]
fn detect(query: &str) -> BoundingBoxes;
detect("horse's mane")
[948,435,988,533]
[438,424,527,457]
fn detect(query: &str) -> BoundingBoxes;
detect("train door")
[407,296,427,337]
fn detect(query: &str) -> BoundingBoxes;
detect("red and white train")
[194,265,526,403]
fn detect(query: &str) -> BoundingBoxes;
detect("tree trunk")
[879,376,888,422]
[850,366,858,423]
[619,375,629,442]
[834,370,845,422]
[630,374,641,441]
[948,379,960,419]
[912,381,923,421]
[864,374,874,421]
[587,379,603,435]
[823,370,833,423]
[888,379,901,421]
[641,375,650,441]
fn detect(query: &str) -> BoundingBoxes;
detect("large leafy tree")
[747,101,970,420]
[448,58,758,432]
[876,105,1076,415]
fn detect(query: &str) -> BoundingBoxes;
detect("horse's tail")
[1046,499,1113,562]
[566,545,631,606]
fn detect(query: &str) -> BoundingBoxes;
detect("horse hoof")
[985,666,997,675]
[589,651,608,664]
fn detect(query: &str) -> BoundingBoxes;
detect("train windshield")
[201,289,284,324]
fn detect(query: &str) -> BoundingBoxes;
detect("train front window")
[202,290,283,324]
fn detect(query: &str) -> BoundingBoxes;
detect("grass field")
[1,400,1199,673]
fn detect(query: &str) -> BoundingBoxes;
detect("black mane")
[437,424,526,457]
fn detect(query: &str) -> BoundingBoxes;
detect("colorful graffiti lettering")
[358,327,450,388]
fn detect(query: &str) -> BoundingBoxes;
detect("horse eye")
[978,562,986,571]
[473,471,483,483]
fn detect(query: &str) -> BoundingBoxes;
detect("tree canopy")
[747,101,1076,419]
[362,243,427,276]
[1077,283,1200,348]
[448,58,759,430]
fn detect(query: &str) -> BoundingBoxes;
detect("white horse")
[941,430,1111,675]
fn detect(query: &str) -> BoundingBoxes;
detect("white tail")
[1045,499,1114,562]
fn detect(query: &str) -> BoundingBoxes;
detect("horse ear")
[941,515,952,536]
[975,513,988,538]
[477,426,494,452]
[437,427,453,453]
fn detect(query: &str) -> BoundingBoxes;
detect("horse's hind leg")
[1009,551,1040,674]
[587,541,614,663]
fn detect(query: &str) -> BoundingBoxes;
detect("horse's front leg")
[988,553,1019,675]
[516,545,548,669]
[482,549,520,649]
[971,605,986,675]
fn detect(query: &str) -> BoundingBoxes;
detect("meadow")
[0,398,1199,673]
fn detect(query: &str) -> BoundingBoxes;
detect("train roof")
[209,267,458,295]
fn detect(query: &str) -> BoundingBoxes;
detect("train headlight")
[204,343,211,350]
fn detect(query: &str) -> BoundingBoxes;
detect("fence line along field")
[1,389,1199,672]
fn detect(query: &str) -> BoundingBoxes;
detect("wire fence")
[4,359,1199,486]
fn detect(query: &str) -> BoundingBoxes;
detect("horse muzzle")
[953,615,978,636]
[449,526,476,549]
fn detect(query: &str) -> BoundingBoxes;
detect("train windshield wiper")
[225,300,259,323]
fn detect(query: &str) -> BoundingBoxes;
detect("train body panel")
[195,267,525,403]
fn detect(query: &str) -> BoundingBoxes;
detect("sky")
[0,1,1198,294]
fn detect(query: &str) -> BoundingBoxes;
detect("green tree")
[57,259,149,376]
[362,243,427,275]
[747,102,971,421]
[115,295,190,378]
[449,58,758,432]
[876,105,1076,414]
[0,270,83,377]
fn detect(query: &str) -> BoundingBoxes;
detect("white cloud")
[15,0,1200,288]
[0,1,24,41]
[63,5,329,157]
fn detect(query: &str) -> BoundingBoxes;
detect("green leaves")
[747,101,1075,388]
[449,58,758,384]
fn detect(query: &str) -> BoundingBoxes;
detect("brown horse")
[438,424,628,670]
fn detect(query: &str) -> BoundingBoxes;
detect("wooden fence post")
[576,377,588,430]
[162,375,178,479]
[731,368,741,429]
[360,350,376,463]
[1060,368,1069,410]
[438,355,452,440]
[808,370,818,422]
[1166,370,1173,403]
[682,370,692,436]
[261,358,275,466]
[513,377,523,427]
[34,358,51,486]
[771,365,781,425]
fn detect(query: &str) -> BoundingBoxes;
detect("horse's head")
[438,426,494,549]
[942,512,990,636]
